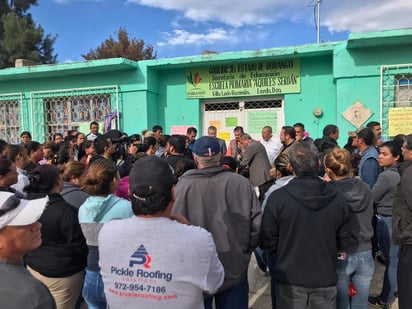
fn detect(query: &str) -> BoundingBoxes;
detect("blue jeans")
[277,284,337,309]
[254,247,267,272]
[82,269,106,309]
[204,274,249,309]
[336,250,374,309]
[376,215,399,303]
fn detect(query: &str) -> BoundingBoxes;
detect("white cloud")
[322,1,412,33]
[127,0,297,27]
[157,28,237,47]
[126,0,412,32]
[61,58,76,63]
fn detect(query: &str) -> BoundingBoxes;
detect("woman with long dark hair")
[368,141,403,307]
[24,164,87,309]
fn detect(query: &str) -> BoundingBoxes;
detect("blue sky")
[30,0,412,63]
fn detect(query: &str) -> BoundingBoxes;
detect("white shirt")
[99,216,224,309]
[261,136,282,165]
[11,167,29,197]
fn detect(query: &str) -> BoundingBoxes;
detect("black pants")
[398,244,412,309]
[276,284,336,309]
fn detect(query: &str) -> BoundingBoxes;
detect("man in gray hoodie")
[173,136,262,309]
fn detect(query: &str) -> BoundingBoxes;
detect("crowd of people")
[0,119,411,309]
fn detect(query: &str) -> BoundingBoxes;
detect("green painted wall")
[148,54,337,142]
[334,42,412,140]
[285,55,335,141]
[156,69,201,134]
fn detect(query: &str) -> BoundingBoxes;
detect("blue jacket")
[358,146,380,188]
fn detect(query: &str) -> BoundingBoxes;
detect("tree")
[81,28,157,61]
[0,0,57,68]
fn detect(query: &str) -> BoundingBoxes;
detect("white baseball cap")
[0,192,48,230]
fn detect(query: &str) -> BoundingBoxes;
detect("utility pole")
[317,0,322,44]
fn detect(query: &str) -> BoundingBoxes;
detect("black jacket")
[260,176,357,288]
[393,160,412,245]
[314,136,338,153]
[24,193,88,277]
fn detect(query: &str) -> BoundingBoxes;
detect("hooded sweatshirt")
[330,178,374,252]
[78,194,133,271]
[260,176,356,288]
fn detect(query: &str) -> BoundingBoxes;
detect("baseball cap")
[193,136,220,157]
[348,127,365,137]
[0,192,48,230]
[129,156,174,201]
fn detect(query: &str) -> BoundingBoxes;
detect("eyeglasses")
[0,195,20,217]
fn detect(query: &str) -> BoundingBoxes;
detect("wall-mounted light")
[313,108,323,117]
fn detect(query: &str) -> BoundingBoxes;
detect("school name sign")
[186,59,300,99]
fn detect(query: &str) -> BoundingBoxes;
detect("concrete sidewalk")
[248,255,398,309]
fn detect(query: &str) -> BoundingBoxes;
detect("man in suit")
[208,125,227,156]
[239,133,273,202]
[278,126,298,158]
[228,126,245,165]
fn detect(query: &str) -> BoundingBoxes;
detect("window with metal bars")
[245,99,282,109]
[204,99,282,111]
[44,94,111,138]
[204,102,239,111]
[30,86,118,142]
[0,95,22,143]
[381,64,412,139]
[395,74,412,107]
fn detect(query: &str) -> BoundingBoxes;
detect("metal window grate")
[204,99,283,111]
[30,86,119,141]
[394,73,412,107]
[0,93,24,143]
[245,99,282,109]
[204,102,239,111]
[381,64,412,139]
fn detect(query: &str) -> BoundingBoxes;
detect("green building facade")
[0,28,411,144]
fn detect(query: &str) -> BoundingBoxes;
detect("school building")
[0,28,411,144]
